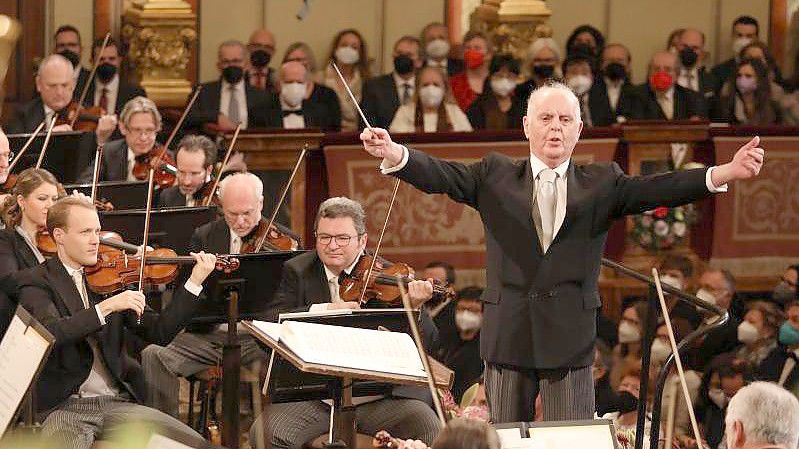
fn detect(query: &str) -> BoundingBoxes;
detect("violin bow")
[90,144,104,202]
[330,61,403,306]
[152,85,203,170]
[652,268,703,447]
[397,278,447,426]
[8,120,46,173]
[34,115,59,169]
[135,168,157,324]
[70,32,111,129]
[202,123,242,207]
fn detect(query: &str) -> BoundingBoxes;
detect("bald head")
[248,29,275,55]
[218,172,264,238]
[649,51,677,77]
[280,61,307,83]
[36,54,75,111]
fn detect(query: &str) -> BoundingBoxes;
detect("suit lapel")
[46,259,88,317]
[674,88,686,119]
[513,159,542,256]
[553,161,587,245]
[212,219,232,254]
[306,253,331,305]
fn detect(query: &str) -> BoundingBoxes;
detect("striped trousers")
[484,363,595,423]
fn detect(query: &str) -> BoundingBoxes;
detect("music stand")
[7,131,89,183]
[63,180,149,210]
[98,206,218,254]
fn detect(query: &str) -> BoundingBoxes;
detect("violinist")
[142,171,297,418]
[15,196,217,449]
[6,54,77,134]
[249,196,441,449]
[157,134,216,208]
[78,96,168,182]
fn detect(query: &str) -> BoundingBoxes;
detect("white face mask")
[490,78,517,97]
[732,37,753,56]
[708,387,729,409]
[618,320,641,344]
[660,274,683,291]
[455,310,482,332]
[426,39,450,59]
[419,85,445,108]
[334,46,360,65]
[696,288,717,307]
[650,338,672,365]
[280,82,306,108]
[567,74,593,96]
[737,320,760,345]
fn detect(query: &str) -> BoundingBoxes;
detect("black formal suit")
[73,67,92,101]
[16,257,202,414]
[361,73,404,130]
[77,138,172,184]
[0,228,42,338]
[466,92,524,130]
[695,312,741,371]
[758,345,799,387]
[588,78,633,127]
[185,80,275,130]
[5,97,49,134]
[273,84,342,132]
[392,149,713,370]
[80,78,147,114]
[157,185,189,208]
[621,83,707,121]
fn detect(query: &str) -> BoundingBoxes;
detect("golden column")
[470,0,552,61]
[122,0,196,107]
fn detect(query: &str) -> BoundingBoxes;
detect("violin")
[240,218,298,253]
[35,229,57,257]
[56,101,106,132]
[85,244,239,295]
[0,174,17,193]
[132,144,177,189]
[339,254,455,307]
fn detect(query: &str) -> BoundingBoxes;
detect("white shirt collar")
[603,76,623,89]
[392,72,415,88]
[323,253,362,282]
[97,74,119,90]
[62,260,84,277]
[656,86,675,101]
[222,79,245,93]
[529,153,569,179]
[43,104,55,118]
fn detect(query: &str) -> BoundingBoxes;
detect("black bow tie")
[282,109,303,117]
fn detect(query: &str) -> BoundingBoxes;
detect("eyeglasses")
[127,128,157,138]
[315,233,360,247]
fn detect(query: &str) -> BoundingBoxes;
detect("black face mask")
[533,64,555,79]
[570,43,596,58]
[680,47,698,68]
[221,66,244,84]
[393,55,414,76]
[96,63,117,83]
[250,49,271,68]
[614,391,639,414]
[59,49,81,68]
[604,62,627,82]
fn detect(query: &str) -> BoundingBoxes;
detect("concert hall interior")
[0,1,798,449]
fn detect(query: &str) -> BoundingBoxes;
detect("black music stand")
[8,131,90,183]
[98,206,218,254]
[63,180,149,210]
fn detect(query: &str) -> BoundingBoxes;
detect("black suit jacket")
[393,149,712,369]
[271,84,343,133]
[361,74,402,130]
[186,80,275,129]
[5,98,48,134]
[588,78,634,127]
[80,79,147,114]
[0,229,42,338]
[157,185,188,208]
[17,257,201,414]
[77,138,132,183]
[622,83,707,121]
[73,68,92,102]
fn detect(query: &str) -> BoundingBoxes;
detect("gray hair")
[525,81,582,122]
[726,381,799,447]
[703,266,737,293]
[217,171,263,201]
[527,37,561,64]
[120,96,162,130]
[282,41,318,73]
[37,54,73,77]
[176,134,217,168]
[314,197,366,235]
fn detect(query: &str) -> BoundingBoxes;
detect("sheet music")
[527,423,616,449]
[0,314,51,436]
[278,309,353,321]
[250,320,283,342]
[146,434,193,449]
[281,321,426,378]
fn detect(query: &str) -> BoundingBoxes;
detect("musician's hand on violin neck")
[98,290,146,317]
[360,127,403,167]
[95,114,118,144]
[329,301,360,310]
[407,279,434,308]
[188,251,217,285]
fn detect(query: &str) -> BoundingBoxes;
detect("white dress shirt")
[392,72,415,105]
[280,98,305,130]
[530,154,568,241]
[656,87,675,120]
[126,147,138,181]
[219,80,249,129]
[308,256,362,312]
[94,74,119,111]
[603,77,623,112]
[677,67,700,92]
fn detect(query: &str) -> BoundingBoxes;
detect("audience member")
[276,61,341,132]
[562,54,597,126]
[420,22,463,76]
[565,24,604,64]
[695,354,749,449]
[247,28,278,93]
[594,341,617,415]
[724,381,799,449]
[665,28,685,53]
[715,58,783,125]
[466,54,523,130]
[422,260,457,324]
[318,29,371,131]
[435,286,484,402]
[53,25,90,100]
[611,301,648,389]
[695,267,741,371]
[770,265,799,306]
[515,37,561,103]
[657,255,701,328]
[736,300,783,370]
[600,361,659,449]
[281,41,341,132]
[758,301,799,396]
[739,42,788,101]
[592,43,634,125]
[675,28,716,102]
[361,36,424,129]
[449,31,492,111]
[430,417,499,449]
[389,66,472,133]
[84,37,146,115]
[711,16,760,94]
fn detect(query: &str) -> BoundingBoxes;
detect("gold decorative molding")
[470,0,552,61]
[122,0,196,107]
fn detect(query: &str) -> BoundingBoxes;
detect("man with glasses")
[157,134,217,207]
[249,196,442,448]
[142,172,298,418]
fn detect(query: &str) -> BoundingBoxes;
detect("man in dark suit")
[620,51,707,121]
[359,82,764,422]
[16,196,217,449]
[711,16,760,95]
[249,196,441,448]
[590,43,634,126]
[51,25,91,102]
[420,22,463,76]
[143,172,298,419]
[675,28,716,107]
[5,54,78,134]
[275,61,341,132]
[186,40,276,132]
[361,36,424,129]
[157,134,216,208]
[83,37,146,115]
[694,268,741,371]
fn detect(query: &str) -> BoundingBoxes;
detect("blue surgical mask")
[779,322,799,346]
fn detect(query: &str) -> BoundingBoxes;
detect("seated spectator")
[449,31,493,111]
[422,260,457,323]
[675,28,717,104]
[665,28,685,52]
[658,255,701,328]
[431,417,499,449]
[247,28,277,93]
[594,341,617,416]
[389,66,472,133]
[280,42,341,132]
[592,43,634,126]
[565,24,604,64]
[317,29,371,131]
[466,54,523,130]
[758,301,799,395]
[420,22,463,76]
[620,51,706,121]
[435,286,484,402]
[739,41,788,92]
[695,354,749,449]
[611,301,648,389]
[361,35,424,129]
[276,61,341,132]
[600,361,660,449]
[724,381,799,449]
[770,264,799,306]
[515,37,561,103]
[85,37,146,115]
[695,267,741,371]
[562,54,597,126]
[736,300,783,370]
[711,15,760,94]
[714,58,782,125]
